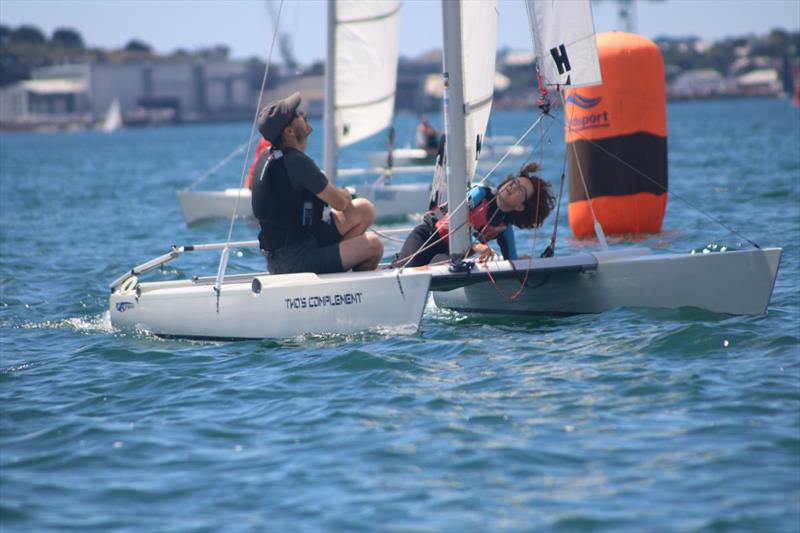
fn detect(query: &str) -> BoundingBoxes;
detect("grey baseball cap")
[257,92,301,143]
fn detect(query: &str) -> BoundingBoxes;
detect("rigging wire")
[542,109,763,249]
[481,176,544,301]
[473,103,550,301]
[396,194,473,273]
[183,142,248,191]
[559,90,608,249]
[214,0,285,306]
[479,114,546,183]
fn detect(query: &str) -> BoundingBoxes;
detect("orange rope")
[481,177,542,301]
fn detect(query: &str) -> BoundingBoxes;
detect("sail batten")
[337,3,400,24]
[464,93,493,115]
[336,91,395,111]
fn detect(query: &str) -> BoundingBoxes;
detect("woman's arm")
[497,226,517,260]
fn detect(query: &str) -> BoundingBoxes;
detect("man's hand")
[317,183,353,212]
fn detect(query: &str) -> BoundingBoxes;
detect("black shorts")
[265,220,343,274]
[391,216,448,268]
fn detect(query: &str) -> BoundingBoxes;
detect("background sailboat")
[323,0,431,220]
[177,0,429,225]
[99,97,123,133]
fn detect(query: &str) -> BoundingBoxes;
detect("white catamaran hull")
[111,269,432,340]
[178,184,430,225]
[368,148,436,168]
[178,188,253,225]
[367,143,532,169]
[431,247,782,316]
[352,182,430,219]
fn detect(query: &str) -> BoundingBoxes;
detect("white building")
[0,78,92,129]
[0,59,258,129]
[736,68,783,96]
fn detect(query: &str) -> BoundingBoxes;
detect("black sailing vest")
[251,147,325,251]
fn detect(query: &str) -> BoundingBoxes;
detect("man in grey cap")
[250,92,383,274]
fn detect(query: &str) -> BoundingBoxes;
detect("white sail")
[526,0,602,87]
[460,0,498,180]
[100,97,123,132]
[335,0,400,147]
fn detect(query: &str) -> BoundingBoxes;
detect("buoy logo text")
[568,110,610,131]
[285,292,363,310]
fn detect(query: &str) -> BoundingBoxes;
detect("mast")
[441,0,470,261]
[323,0,337,183]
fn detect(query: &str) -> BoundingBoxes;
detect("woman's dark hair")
[498,162,555,229]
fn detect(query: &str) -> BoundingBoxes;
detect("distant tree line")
[1,23,798,89]
[0,24,237,87]
[656,29,799,79]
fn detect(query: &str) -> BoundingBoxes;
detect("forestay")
[526,0,602,87]
[334,0,400,147]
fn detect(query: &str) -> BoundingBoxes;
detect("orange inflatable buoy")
[564,32,668,238]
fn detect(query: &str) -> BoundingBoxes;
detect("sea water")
[1,99,798,531]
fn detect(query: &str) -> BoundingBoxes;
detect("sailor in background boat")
[416,115,440,158]
[392,163,555,268]
[252,92,384,274]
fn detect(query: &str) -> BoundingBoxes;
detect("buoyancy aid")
[433,187,509,244]
[245,138,272,189]
[251,147,325,251]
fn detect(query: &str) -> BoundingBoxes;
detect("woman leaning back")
[392,163,555,268]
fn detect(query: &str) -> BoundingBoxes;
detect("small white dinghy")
[368,148,435,168]
[368,140,532,169]
[177,1,431,226]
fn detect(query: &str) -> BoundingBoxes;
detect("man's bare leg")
[331,199,376,241]
[338,233,384,271]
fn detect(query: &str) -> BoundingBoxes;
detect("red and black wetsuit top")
[431,186,518,259]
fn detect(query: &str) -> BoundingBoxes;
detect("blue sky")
[2,0,798,63]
